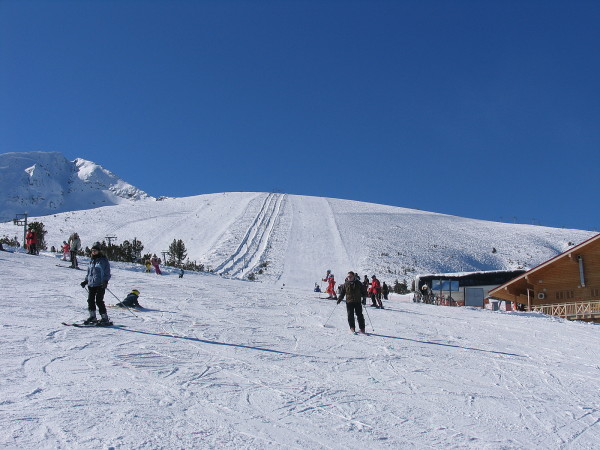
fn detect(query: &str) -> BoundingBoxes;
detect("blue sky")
[1,0,599,231]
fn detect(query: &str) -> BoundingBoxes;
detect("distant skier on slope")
[370,275,384,309]
[363,275,371,305]
[26,228,37,255]
[150,254,162,275]
[382,281,390,300]
[69,233,81,269]
[61,240,70,261]
[80,242,112,326]
[322,270,337,300]
[337,271,367,334]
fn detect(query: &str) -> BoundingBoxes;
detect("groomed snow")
[1,250,599,448]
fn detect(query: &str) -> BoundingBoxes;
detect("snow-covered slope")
[0,192,594,288]
[0,151,152,220]
[2,153,599,448]
[1,250,599,448]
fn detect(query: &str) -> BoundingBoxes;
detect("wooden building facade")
[488,233,600,322]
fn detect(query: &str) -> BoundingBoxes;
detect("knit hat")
[91,242,101,251]
[131,289,140,296]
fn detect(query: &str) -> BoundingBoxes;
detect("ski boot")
[96,314,112,327]
[83,311,97,325]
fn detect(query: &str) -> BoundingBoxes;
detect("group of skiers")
[319,269,391,334]
[20,228,391,332]
[21,230,145,326]
[320,270,388,308]
[25,230,82,268]
[145,254,162,275]
[25,228,38,255]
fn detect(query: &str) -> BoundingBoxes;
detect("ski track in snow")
[214,193,286,278]
[1,250,600,448]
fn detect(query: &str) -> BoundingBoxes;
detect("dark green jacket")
[338,279,365,304]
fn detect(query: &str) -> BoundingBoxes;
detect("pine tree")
[393,278,410,294]
[168,239,187,267]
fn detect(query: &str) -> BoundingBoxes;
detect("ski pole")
[106,287,139,318]
[363,303,375,332]
[323,300,342,327]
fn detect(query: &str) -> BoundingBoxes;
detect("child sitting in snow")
[116,289,141,308]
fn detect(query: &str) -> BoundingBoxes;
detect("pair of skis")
[62,322,125,328]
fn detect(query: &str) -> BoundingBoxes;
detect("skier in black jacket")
[337,271,367,334]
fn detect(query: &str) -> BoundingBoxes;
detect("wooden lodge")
[488,233,600,322]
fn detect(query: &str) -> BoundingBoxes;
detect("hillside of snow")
[1,250,599,448]
[2,152,599,448]
[1,192,594,288]
[0,151,152,221]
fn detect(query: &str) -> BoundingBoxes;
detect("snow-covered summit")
[0,151,152,220]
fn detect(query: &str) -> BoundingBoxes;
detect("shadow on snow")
[370,333,526,358]
[118,327,305,357]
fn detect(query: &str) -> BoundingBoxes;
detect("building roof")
[415,269,527,289]
[488,232,600,299]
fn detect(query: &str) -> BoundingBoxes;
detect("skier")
[150,254,162,275]
[421,284,431,303]
[337,271,367,334]
[80,242,112,325]
[26,228,37,255]
[382,281,390,300]
[314,283,321,293]
[116,289,141,308]
[69,233,81,268]
[371,275,383,308]
[145,260,152,273]
[363,275,370,305]
[61,241,70,261]
[179,268,184,278]
[322,270,337,300]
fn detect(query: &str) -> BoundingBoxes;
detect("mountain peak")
[0,151,152,220]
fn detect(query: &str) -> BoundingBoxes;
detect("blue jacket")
[85,254,111,287]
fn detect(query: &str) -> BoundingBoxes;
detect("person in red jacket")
[322,270,337,300]
[370,275,384,309]
[61,241,71,261]
[26,228,38,255]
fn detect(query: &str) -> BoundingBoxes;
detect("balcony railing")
[531,300,600,320]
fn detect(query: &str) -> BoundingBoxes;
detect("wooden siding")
[488,234,600,314]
